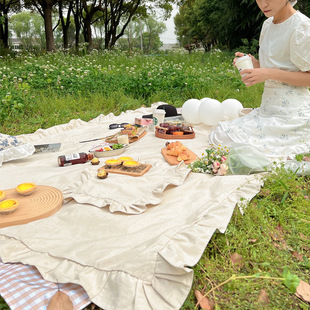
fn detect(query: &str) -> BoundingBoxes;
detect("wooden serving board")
[155,131,195,140]
[161,148,198,165]
[100,163,152,177]
[0,185,63,228]
[105,129,147,144]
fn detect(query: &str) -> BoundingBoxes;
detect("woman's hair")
[289,0,297,6]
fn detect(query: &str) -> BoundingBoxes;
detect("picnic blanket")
[0,104,263,310]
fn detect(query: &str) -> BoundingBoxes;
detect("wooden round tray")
[155,131,195,140]
[0,185,63,228]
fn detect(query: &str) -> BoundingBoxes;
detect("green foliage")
[175,0,266,49]
[0,49,263,134]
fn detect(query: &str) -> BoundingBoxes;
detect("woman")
[209,0,310,157]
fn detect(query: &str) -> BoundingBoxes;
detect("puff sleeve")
[290,20,310,71]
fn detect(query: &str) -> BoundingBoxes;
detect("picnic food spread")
[155,121,195,139]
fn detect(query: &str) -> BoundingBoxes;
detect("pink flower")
[221,156,227,162]
[213,161,220,169]
[217,164,228,176]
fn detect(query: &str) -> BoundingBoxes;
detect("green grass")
[0,50,309,310]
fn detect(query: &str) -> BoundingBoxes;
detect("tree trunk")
[40,0,56,51]
[0,11,9,48]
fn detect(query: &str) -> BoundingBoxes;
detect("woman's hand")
[233,52,260,68]
[240,68,269,87]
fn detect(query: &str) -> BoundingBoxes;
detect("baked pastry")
[123,160,140,168]
[118,156,133,163]
[105,159,122,166]
[16,183,36,196]
[121,125,137,136]
[0,199,19,214]
[177,151,191,162]
[0,190,6,201]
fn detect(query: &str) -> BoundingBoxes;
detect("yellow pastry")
[105,159,122,166]
[0,199,19,214]
[0,190,6,202]
[118,156,133,163]
[16,183,36,196]
[122,160,140,168]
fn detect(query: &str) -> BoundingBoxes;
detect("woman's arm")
[241,68,310,87]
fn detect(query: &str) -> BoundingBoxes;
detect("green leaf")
[282,270,300,293]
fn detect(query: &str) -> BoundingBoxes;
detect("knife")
[34,143,61,153]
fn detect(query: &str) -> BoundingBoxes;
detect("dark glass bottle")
[58,153,93,167]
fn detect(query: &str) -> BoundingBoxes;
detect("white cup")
[152,109,166,127]
[235,55,253,76]
[117,134,129,145]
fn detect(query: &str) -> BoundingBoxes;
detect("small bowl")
[0,199,19,215]
[89,144,128,158]
[239,108,253,117]
[16,183,37,196]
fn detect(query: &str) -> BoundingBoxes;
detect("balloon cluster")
[181,98,243,126]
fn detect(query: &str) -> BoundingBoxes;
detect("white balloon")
[198,98,223,126]
[181,99,201,124]
[222,99,244,120]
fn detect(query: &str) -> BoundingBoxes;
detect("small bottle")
[58,152,93,167]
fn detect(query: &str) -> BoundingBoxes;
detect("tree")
[175,0,265,50]
[0,0,20,48]
[25,0,58,51]
[10,11,45,49]
[117,15,166,52]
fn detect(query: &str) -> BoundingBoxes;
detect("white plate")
[89,145,128,158]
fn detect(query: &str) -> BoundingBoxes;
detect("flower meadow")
[0,49,263,134]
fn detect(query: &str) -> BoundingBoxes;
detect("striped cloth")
[0,259,91,310]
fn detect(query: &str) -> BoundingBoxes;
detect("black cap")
[142,104,181,119]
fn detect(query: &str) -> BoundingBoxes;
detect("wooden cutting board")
[161,148,198,165]
[105,129,147,144]
[0,185,63,228]
[100,163,152,177]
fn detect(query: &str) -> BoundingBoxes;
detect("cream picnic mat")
[0,104,263,310]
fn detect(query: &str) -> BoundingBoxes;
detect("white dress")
[209,11,310,157]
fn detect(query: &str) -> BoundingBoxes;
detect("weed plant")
[0,50,309,310]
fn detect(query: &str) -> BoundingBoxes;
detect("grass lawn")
[0,49,309,309]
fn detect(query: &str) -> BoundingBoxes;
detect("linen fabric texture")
[0,106,263,310]
[209,11,310,157]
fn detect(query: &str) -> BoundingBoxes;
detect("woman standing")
[209,0,310,157]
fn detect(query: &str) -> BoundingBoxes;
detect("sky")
[158,6,178,44]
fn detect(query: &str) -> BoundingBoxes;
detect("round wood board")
[0,185,63,228]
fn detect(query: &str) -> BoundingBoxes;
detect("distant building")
[10,38,22,51]
[159,43,180,51]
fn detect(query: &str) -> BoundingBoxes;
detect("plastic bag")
[284,159,310,176]
[227,145,271,175]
